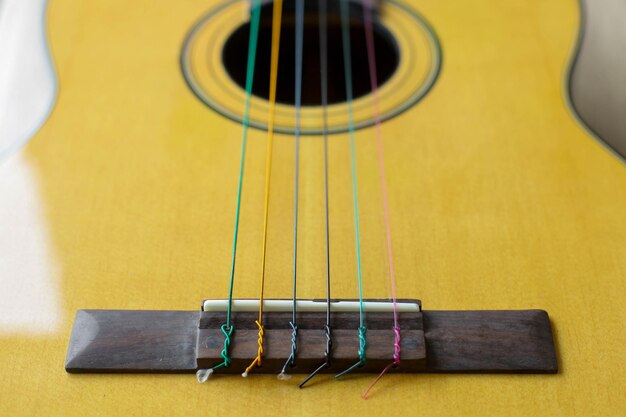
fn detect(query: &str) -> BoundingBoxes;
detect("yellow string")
[244,0,283,376]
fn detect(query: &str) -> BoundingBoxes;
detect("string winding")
[278,321,298,379]
[243,320,265,376]
[214,324,234,370]
[334,326,367,378]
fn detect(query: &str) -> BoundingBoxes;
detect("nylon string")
[299,0,333,388]
[334,0,367,380]
[195,0,261,383]
[361,0,402,398]
[279,0,304,380]
[243,0,284,377]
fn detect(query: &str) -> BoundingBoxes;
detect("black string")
[280,0,304,377]
[299,0,332,388]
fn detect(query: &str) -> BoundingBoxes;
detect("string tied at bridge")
[334,325,367,379]
[361,0,402,398]
[196,0,261,384]
[243,0,283,377]
[195,324,233,383]
[278,0,304,382]
[278,321,298,380]
[393,325,401,365]
[242,320,265,377]
[218,324,234,369]
[332,0,368,381]
[298,0,334,389]
[299,324,332,388]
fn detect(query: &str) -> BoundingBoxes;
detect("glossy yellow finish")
[1,0,625,415]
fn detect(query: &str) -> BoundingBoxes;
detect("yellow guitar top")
[1,0,624,416]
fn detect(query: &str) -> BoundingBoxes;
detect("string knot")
[204,323,233,375]
[219,324,234,368]
[255,320,265,360]
[361,325,400,398]
[289,320,298,359]
[243,320,265,376]
[357,325,367,366]
[333,324,367,379]
[279,321,298,376]
[299,324,332,388]
[392,325,401,366]
[323,324,332,361]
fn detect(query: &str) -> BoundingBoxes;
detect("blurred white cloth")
[0,0,60,334]
[0,0,56,161]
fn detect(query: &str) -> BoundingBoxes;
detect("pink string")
[362,326,401,399]
[362,362,394,399]
[361,0,401,398]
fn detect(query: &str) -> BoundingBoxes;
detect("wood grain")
[65,308,556,374]
[423,310,558,373]
[65,310,200,373]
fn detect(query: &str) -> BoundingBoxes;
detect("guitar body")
[1,0,624,415]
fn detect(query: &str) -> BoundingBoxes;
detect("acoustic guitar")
[1,0,624,416]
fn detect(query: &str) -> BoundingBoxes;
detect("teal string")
[335,326,367,378]
[213,0,261,371]
[335,0,366,378]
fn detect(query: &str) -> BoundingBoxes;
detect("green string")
[335,0,366,378]
[210,325,234,370]
[213,0,261,371]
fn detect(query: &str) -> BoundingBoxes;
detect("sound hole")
[222,2,400,106]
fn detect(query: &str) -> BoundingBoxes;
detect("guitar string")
[334,0,367,380]
[242,0,284,378]
[196,0,261,382]
[299,0,332,388]
[361,0,401,398]
[278,0,304,380]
